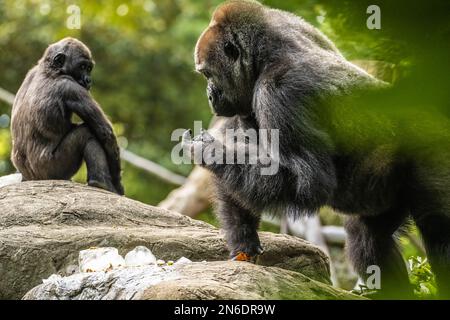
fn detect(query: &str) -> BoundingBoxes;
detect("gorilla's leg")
[345,213,413,299]
[216,188,263,261]
[83,139,117,193]
[414,213,450,299]
[51,124,117,193]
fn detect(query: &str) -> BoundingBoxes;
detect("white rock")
[174,257,192,266]
[79,247,125,273]
[0,173,22,188]
[42,274,62,284]
[156,259,165,266]
[65,264,79,275]
[124,246,156,266]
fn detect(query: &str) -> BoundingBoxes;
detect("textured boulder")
[24,261,363,300]
[0,180,331,299]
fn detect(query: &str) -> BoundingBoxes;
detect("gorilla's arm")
[60,79,123,193]
[205,148,334,212]
[185,129,335,213]
[250,75,336,209]
[206,72,335,210]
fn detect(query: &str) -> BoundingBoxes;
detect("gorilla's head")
[194,1,265,117]
[41,37,94,90]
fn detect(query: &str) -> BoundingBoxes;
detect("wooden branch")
[0,87,15,105]
[120,149,186,186]
[322,226,347,245]
[288,215,340,286]
[158,166,212,216]
[285,216,347,245]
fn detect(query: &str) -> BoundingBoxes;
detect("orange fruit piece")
[234,252,251,261]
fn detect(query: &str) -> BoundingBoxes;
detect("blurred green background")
[0,0,329,203]
[0,0,449,296]
[1,0,448,204]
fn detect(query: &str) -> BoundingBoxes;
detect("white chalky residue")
[0,173,22,188]
[79,247,125,272]
[39,264,182,300]
[174,257,192,266]
[124,246,157,266]
[156,259,166,266]
[42,274,62,284]
[37,248,195,299]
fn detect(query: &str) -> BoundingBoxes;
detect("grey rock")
[0,180,331,299]
[24,261,364,300]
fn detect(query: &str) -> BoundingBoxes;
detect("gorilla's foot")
[230,245,264,263]
[112,179,125,196]
[232,252,252,262]
[88,179,117,194]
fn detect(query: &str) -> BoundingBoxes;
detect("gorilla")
[11,37,124,195]
[184,0,450,298]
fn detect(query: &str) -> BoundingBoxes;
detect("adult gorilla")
[183,0,450,298]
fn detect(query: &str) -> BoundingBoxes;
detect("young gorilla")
[184,0,450,298]
[11,37,124,195]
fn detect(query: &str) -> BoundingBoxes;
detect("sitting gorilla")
[11,37,123,195]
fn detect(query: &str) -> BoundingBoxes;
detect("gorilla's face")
[195,20,255,117]
[69,55,94,90]
[45,38,95,90]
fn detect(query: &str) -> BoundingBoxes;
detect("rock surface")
[0,180,333,299]
[24,261,363,300]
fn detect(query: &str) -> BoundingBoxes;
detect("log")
[158,167,212,217]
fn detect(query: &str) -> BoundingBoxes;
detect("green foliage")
[0,0,318,204]
[398,225,423,260]
[0,129,11,174]
[2,0,445,202]
[351,283,379,298]
[351,255,439,299]
[408,256,437,299]
[0,2,449,297]
[0,0,221,203]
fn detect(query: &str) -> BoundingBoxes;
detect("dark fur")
[11,37,123,195]
[191,1,450,298]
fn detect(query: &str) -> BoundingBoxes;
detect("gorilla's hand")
[113,179,125,196]
[182,128,216,164]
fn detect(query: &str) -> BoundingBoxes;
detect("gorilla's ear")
[52,53,66,68]
[224,42,239,61]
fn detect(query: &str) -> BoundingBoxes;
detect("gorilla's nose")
[83,76,92,89]
[207,85,222,105]
[207,86,215,103]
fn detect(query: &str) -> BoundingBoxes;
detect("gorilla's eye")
[203,70,212,79]
[53,53,66,68]
[198,68,212,79]
[80,64,92,72]
[224,42,239,61]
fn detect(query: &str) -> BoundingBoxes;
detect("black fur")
[11,37,123,195]
[189,1,450,298]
